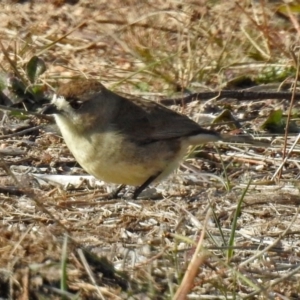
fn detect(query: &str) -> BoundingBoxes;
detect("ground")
[0,1,300,299]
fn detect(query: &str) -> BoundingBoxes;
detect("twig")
[240,207,299,268]
[173,208,211,300]
[0,103,52,120]
[271,133,300,180]
[77,249,105,300]
[278,45,300,178]
[0,125,44,140]
[160,90,300,106]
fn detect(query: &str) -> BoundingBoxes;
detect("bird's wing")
[113,93,220,144]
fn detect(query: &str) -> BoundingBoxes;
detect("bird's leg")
[133,172,161,199]
[110,184,126,199]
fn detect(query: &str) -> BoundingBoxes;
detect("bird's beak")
[41,103,59,115]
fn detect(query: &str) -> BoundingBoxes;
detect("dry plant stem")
[0,40,25,83]
[77,248,105,300]
[160,90,300,106]
[286,4,300,36]
[0,103,53,120]
[20,267,29,300]
[35,20,88,56]
[96,18,178,34]
[236,2,288,56]
[240,207,299,268]
[240,27,269,60]
[260,0,271,55]
[243,263,300,299]
[69,283,122,299]
[171,199,203,228]
[9,224,34,258]
[0,125,44,140]
[134,246,169,268]
[271,133,300,180]
[278,46,300,178]
[173,208,212,300]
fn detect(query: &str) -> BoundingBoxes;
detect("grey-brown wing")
[113,92,219,143]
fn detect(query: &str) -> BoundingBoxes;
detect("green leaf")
[261,109,285,133]
[261,109,300,133]
[227,178,252,262]
[278,4,300,15]
[9,110,30,120]
[26,56,47,83]
[136,81,150,92]
[212,109,241,129]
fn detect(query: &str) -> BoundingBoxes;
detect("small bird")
[44,79,261,199]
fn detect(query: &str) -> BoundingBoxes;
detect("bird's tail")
[220,134,269,147]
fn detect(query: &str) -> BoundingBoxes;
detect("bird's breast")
[55,115,187,186]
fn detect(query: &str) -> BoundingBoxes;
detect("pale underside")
[55,114,190,186]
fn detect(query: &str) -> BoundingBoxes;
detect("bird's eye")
[70,101,83,110]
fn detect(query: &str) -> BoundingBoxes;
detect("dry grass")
[1,0,300,299]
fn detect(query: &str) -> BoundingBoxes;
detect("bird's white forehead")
[51,94,69,111]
